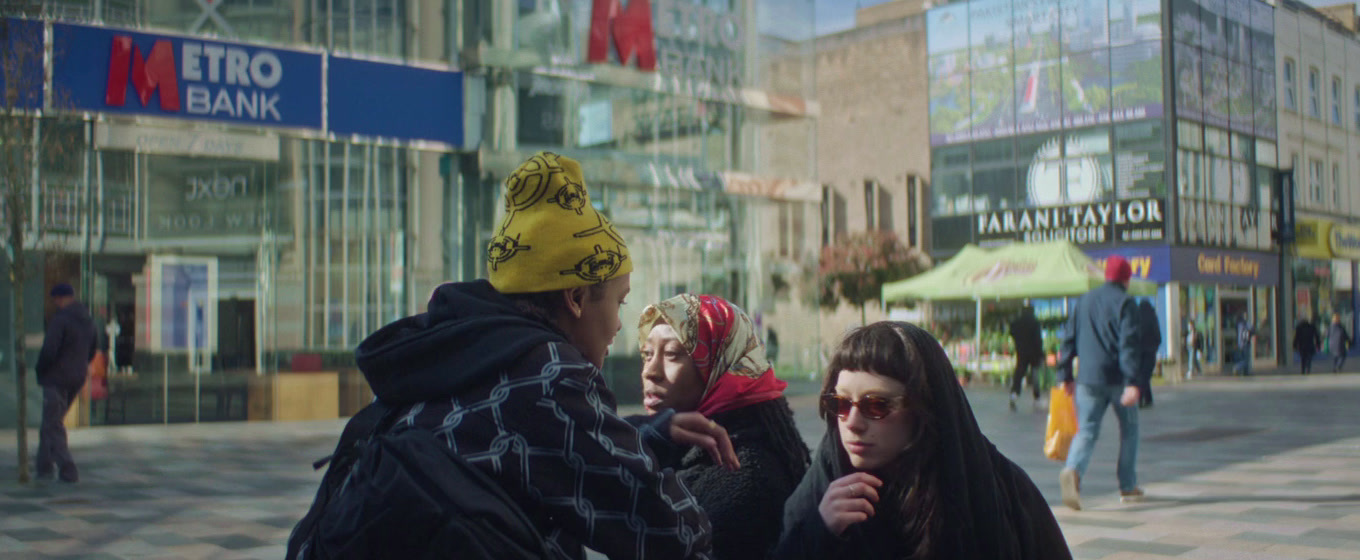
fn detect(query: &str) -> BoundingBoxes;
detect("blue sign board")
[51,22,323,129]
[1084,246,1173,283]
[1,18,44,110]
[327,56,463,146]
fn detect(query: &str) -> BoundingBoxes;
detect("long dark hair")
[820,322,946,559]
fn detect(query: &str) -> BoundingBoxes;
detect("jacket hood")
[57,302,92,322]
[355,280,567,406]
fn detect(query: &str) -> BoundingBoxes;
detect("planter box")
[249,371,340,421]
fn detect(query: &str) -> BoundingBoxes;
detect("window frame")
[1332,76,1343,125]
[1308,66,1321,119]
[1283,58,1297,111]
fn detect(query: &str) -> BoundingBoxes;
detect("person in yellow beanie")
[290,152,732,560]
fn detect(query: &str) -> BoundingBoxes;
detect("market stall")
[882,240,1155,380]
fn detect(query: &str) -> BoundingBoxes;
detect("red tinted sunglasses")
[821,394,906,420]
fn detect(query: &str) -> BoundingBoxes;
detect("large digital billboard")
[927,0,1165,146]
[1170,0,1276,137]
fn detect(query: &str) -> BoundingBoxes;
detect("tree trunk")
[10,224,30,484]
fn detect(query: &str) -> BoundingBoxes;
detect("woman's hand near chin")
[818,472,884,536]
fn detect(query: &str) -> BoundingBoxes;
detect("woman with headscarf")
[638,294,811,560]
[774,321,1071,560]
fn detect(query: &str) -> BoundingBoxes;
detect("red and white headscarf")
[637,294,787,417]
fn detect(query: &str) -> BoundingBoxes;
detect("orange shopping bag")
[1044,386,1077,461]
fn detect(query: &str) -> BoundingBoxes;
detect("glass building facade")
[926,0,1282,374]
[0,0,818,427]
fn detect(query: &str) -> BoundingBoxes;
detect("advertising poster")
[1109,0,1163,46]
[1201,54,1231,129]
[1249,0,1275,70]
[1254,68,1277,139]
[1199,0,1226,57]
[1013,0,1064,135]
[1061,48,1113,128]
[973,67,1017,140]
[1172,0,1202,47]
[1223,0,1251,63]
[1111,41,1164,119]
[928,3,972,145]
[1228,61,1255,135]
[148,256,218,353]
[1174,47,1204,122]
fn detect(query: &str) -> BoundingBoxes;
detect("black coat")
[1058,282,1139,387]
[1009,312,1044,366]
[775,324,1071,560]
[35,302,97,388]
[348,280,712,560]
[1135,302,1162,380]
[654,398,808,560]
[1294,321,1321,355]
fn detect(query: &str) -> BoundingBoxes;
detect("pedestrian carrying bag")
[1044,387,1078,461]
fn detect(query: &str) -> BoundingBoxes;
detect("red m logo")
[587,0,656,71]
[105,36,180,111]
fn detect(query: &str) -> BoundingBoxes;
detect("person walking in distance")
[1008,305,1045,412]
[1056,256,1142,510]
[1183,317,1202,379]
[1294,316,1321,375]
[1134,300,1161,408]
[1233,314,1256,376]
[1329,312,1351,373]
[34,283,98,483]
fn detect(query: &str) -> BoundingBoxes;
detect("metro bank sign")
[54,23,322,129]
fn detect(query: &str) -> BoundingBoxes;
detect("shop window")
[1282,58,1296,111]
[1308,66,1321,119]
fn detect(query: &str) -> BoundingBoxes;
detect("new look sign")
[53,23,322,129]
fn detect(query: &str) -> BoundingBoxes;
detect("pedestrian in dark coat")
[290,153,727,560]
[774,322,1071,560]
[34,283,97,483]
[1135,300,1161,408]
[1329,313,1351,373]
[639,294,810,560]
[1294,318,1321,374]
[1055,256,1142,510]
[1008,305,1045,411]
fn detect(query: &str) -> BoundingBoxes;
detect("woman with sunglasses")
[775,322,1071,559]
[638,294,811,560]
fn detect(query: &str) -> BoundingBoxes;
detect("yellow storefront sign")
[1295,219,1332,259]
[1296,218,1360,260]
[1331,223,1360,260]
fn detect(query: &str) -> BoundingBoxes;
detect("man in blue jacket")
[35,283,98,483]
[1056,257,1142,510]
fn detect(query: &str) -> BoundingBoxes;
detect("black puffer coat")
[654,398,809,560]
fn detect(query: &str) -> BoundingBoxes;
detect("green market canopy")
[882,240,1157,303]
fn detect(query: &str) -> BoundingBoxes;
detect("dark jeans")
[1336,352,1348,373]
[1300,352,1315,374]
[1010,359,1040,399]
[37,383,83,481]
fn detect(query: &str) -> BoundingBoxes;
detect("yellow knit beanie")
[487,152,632,294]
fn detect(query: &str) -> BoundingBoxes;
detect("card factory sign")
[976,198,1165,244]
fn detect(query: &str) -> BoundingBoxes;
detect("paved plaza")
[2,373,1360,559]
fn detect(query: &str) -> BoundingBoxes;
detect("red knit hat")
[1105,255,1132,284]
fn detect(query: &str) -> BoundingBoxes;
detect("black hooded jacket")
[35,302,97,388]
[351,280,712,560]
[774,323,1072,560]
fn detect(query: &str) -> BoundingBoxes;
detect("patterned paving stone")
[3,376,1360,558]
